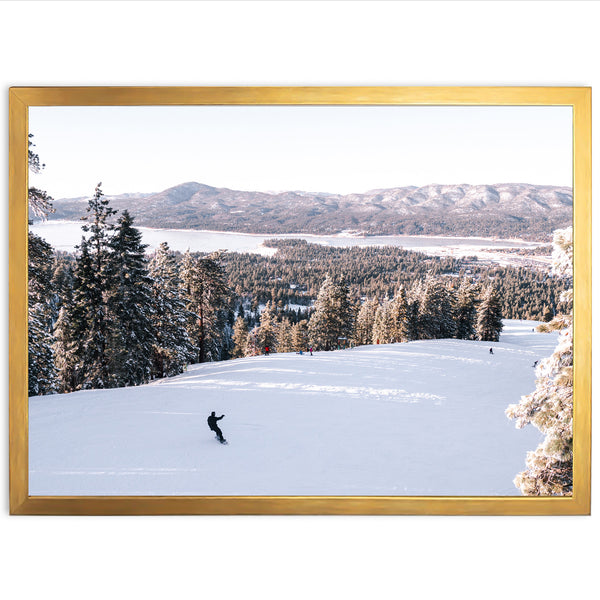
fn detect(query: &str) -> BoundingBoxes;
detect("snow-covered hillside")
[29,320,557,496]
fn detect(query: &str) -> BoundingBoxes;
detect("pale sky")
[29,105,573,199]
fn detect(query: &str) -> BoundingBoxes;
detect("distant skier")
[309,347,313,356]
[265,346,270,356]
[533,360,538,368]
[489,348,494,355]
[207,411,226,443]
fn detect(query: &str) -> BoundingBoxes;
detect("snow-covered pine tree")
[148,242,194,377]
[222,307,236,360]
[77,183,118,389]
[245,327,260,356]
[232,316,249,358]
[27,137,58,395]
[180,250,231,363]
[28,232,57,395]
[291,319,308,352]
[506,226,573,495]
[180,250,199,359]
[353,297,379,346]
[404,286,421,341]
[82,182,117,265]
[389,285,410,343]
[277,317,294,353]
[455,279,478,340]
[46,259,76,392]
[28,134,55,220]
[106,211,155,386]
[28,258,57,397]
[372,298,394,345]
[28,304,56,396]
[416,278,457,339]
[51,258,74,308]
[475,285,503,342]
[257,301,279,352]
[54,237,98,391]
[307,275,354,350]
[52,304,80,393]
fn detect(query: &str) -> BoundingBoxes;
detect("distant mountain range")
[49,182,573,240]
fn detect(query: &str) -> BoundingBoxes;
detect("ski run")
[29,320,556,496]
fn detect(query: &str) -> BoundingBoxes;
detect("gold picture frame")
[9,86,591,515]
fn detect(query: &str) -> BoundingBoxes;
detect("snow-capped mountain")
[50,182,572,240]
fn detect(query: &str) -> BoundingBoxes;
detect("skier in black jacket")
[208,411,226,442]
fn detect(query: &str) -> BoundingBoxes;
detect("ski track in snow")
[161,377,440,403]
[29,320,557,497]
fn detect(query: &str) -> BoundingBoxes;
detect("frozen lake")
[31,220,542,259]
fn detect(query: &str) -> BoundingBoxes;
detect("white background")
[1,2,597,599]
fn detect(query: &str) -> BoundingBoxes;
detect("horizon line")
[52,180,575,201]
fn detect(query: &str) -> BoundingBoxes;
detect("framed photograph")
[9,87,591,515]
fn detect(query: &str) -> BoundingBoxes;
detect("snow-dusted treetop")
[551,226,573,278]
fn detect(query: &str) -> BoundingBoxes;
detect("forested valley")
[224,238,568,322]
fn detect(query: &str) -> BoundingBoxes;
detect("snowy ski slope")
[29,320,557,496]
